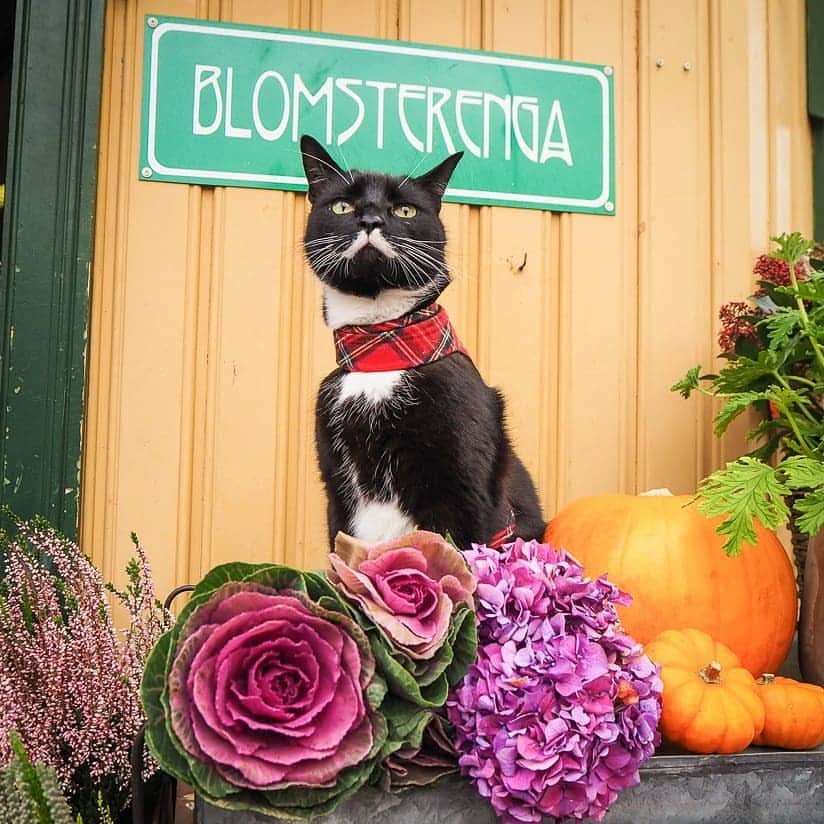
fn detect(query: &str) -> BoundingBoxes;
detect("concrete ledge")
[198,745,824,823]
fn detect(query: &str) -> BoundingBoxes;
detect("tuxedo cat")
[300,135,545,550]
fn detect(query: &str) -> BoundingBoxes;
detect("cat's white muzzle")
[342,229,398,260]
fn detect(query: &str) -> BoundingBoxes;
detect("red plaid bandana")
[333,303,468,372]
[487,510,517,549]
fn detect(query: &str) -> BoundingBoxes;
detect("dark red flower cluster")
[718,300,759,353]
[753,254,807,287]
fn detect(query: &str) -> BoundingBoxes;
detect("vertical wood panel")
[478,0,556,517]
[556,0,638,505]
[708,0,766,468]
[401,0,481,356]
[767,0,813,237]
[637,0,713,493]
[84,0,813,595]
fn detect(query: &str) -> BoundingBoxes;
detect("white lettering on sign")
[541,99,572,165]
[224,68,251,139]
[512,96,539,162]
[455,90,482,157]
[398,84,426,152]
[190,65,573,166]
[335,78,365,145]
[364,81,396,150]
[292,74,334,144]
[252,71,290,141]
[193,65,223,135]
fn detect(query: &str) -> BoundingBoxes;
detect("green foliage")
[674,233,824,555]
[696,458,790,556]
[671,366,701,399]
[0,733,77,824]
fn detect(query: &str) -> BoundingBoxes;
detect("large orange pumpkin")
[544,492,797,677]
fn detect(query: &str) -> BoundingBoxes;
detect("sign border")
[141,16,615,214]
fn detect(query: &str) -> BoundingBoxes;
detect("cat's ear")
[414,151,463,209]
[300,135,345,203]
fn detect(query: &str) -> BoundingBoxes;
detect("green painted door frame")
[0,0,105,537]
[811,1,824,240]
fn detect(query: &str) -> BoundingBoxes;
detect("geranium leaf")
[771,231,813,262]
[781,455,824,489]
[670,366,700,398]
[697,458,790,556]
[794,489,824,537]
[795,278,824,303]
[713,392,769,437]
[759,308,801,351]
[713,351,779,393]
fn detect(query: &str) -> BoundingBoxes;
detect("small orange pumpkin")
[644,628,765,754]
[754,674,824,750]
[544,492,797,676]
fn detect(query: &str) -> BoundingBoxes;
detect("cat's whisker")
[393,241,446,274]
[396,255,430,290]
[305,235,348,248]
[301,151,352,186]
[335,146,355,184]
[398,153,431,188]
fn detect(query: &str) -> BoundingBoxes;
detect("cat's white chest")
[337,370,405,404]
[332,369,415,542]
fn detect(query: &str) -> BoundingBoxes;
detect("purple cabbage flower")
[447,539,662,824]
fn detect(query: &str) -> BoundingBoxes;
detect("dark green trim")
[0,0,105,536]
[815,123,824,243]
[809,0,824,240]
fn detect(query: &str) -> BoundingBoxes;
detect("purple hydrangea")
[447,539,662,824]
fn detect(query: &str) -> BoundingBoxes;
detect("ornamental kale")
[142,548,477,819]
[447,539,662,824]
[672,233,824,555]
[328,531,477,707]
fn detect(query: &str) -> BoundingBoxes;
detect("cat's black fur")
[300,135,545,550]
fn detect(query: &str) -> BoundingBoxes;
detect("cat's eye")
[330,200,354,215]
[392,204,417,219]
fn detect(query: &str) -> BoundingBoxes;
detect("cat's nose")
[358,213,384,233]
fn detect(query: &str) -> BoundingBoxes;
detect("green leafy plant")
[673,233,824,555]
[0,732,77,823]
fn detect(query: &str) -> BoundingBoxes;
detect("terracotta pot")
[799,529,824,687]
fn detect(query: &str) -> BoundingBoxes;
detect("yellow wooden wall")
[83,0,813,596]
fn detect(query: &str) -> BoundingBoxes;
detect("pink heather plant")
[0,517,169,823]
[447,539,662,824]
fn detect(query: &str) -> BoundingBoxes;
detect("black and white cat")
[300,135,545,550]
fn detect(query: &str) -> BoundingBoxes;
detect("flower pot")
[799,528,824,687]
[196,751,824,824]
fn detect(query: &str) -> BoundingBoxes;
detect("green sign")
[140,15,615,214]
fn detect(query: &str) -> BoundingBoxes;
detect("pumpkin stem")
[699,660,723,684]
[758,673,776,685]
